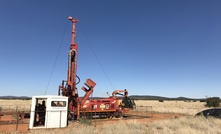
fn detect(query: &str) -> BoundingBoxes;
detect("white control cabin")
[29,95,68,129]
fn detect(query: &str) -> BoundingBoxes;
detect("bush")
[205,97,221,107]
[79,117,92,125]
[159,100,164,102]
[200,99,206,102]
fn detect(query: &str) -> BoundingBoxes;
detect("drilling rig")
[29,16,135,129]
[58,16,135,120]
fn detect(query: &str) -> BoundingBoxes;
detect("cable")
[79,23,115,90]
[44,21,69,95]
[76,75,80,84]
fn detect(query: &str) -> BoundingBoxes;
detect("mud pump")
[58,16,135,120]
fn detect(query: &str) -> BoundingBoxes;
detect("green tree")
[205,97,221,107]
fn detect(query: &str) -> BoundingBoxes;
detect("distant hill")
[129,95,169,100]
[129,95,205,101]
[0,95,205,101]
[89,95,205,101]
[0,96,31,100]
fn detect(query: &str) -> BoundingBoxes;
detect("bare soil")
[0,112,187,133]
[91,112,186,127]
[0,115,29,133]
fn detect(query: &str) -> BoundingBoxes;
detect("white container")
[29,95,68,129]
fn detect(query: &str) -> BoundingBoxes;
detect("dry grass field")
[1,99,221,134]
[27,117,221,134]
[0,99,31,112]
[135,100,207,115]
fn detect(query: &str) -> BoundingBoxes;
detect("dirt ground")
[0,112,187,133]
[90,112,185,127]
[0,115,29,133]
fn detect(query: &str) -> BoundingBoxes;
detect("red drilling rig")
[58,16,135,120]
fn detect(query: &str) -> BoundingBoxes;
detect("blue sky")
[1,1,221,98]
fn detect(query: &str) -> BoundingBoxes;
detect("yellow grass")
[0,99,31,112]
[1,99,221,134]
[134,100,207,115]
[0,99,206,115]
[28,117,221,134]
[0,99,31,105]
